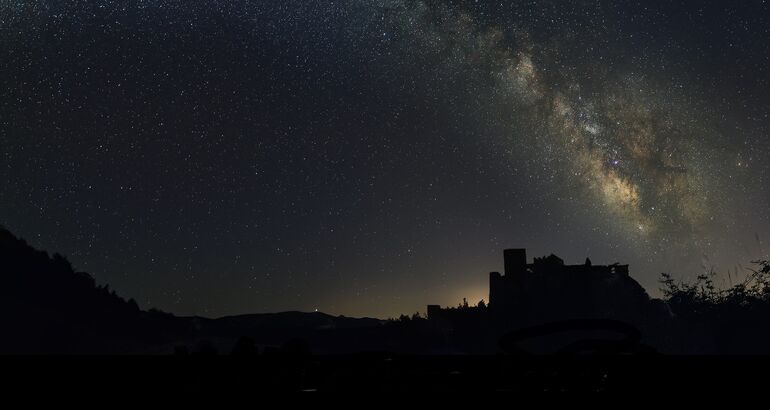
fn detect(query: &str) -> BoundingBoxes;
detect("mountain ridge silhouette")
[0,226,386,354]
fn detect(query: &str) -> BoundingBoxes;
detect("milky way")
[374,0,766,270]
[390,2,746,232]
[1,1,768,318]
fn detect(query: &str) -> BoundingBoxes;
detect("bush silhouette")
[659,260,770,353]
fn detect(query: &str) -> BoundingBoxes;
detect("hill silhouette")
[0,226,384,354]
[209,311,383,330]
[0,226,192,353]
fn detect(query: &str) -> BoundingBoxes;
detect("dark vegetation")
[659,260,770,353]
[0,226,190,353]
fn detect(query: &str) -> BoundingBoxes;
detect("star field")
[1,0,769,318]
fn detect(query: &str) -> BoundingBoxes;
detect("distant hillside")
[0,226,192,353]
[151,312,387,355]
[202,311,383,331]
[0,226,384,354]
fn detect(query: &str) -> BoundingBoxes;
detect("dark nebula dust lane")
[1,1,769,318]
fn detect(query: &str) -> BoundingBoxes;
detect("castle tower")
[504,248,527,276]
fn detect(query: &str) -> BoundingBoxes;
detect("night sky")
[2,0,769,319]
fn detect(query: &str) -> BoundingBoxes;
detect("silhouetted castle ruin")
[428,249,654,327]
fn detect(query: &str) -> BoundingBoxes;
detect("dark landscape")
[2,0,770,395]
[5,225,770,393]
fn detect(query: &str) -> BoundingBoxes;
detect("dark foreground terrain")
[5,225,770,394]
[5,354,770,394]
[5,224,770,356]
[7,224,770,397]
